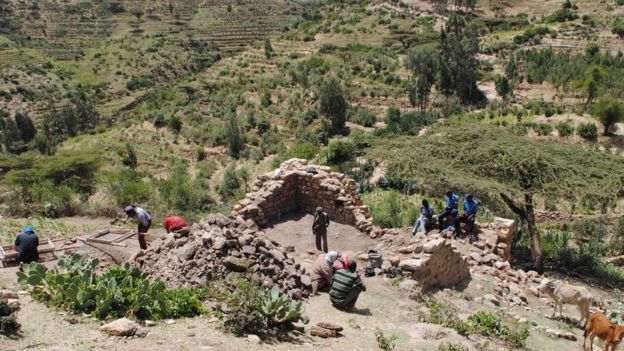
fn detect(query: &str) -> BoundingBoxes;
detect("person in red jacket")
[163,216,187,233]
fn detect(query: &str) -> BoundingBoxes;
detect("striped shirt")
[329,269,363,301]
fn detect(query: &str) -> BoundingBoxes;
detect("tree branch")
[500,192,526,218]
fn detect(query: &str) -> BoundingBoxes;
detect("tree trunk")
[603,123,610,136]
[524,192,543,273]
[500,192,544,273]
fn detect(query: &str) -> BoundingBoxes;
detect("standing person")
[162,215,188,236]
[312,207,330,253]
[457,193,479,241]
[329,261,366,311]
[438,191,459,234]
[14,226,39,264]
[124,205,151,250]
[412,199,434,235]
[310,251,340,295]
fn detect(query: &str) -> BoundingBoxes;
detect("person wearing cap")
[456,194,479,241]
[124,205,151,250]
[312,206,330,253]
[438,191,459,233]
[14,226,39,263]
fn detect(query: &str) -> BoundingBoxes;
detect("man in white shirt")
[124,205,151,250]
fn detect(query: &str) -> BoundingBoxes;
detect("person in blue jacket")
[438,191,459,233]
[456,193,479,241]
[14,226,39,263]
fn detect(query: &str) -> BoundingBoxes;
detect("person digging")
[312,206,330,253]
[124,205,151,250]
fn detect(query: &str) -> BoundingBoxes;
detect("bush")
[17,255,205,320]
[126,76,153,91]
[438,344,468,351]
[325,139,356,165]
[533,123,553,136]
[613,19,624,38]
[159,158,214,213]
[556,122,574,137]
[215,278,307,337]
[98,169,154,207]
[348,108,377,127]
[577,122,598,141]
[218,164,248,202]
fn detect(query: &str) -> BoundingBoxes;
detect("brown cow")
[583,312,624,351]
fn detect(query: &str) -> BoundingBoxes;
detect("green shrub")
[99,169,154,207]
[533,123,553,136]
[556,122,574,137]
[438,343,468,351]
[17,255,205,320]
[288,142,317,160]
[159,158,214,213]
[348,108,377,127]
[466,311,529,347]
[577,122,598,141]
[363,190,420,228]
[126,75,153,90]
[613,18,624,38]
[375,329,397,350]
[218,164,248,202]
[325,139,356,165]
[215,278,307,337]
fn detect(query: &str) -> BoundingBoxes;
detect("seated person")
[412,199,434,235]
[310,251,339,294]
[14,226,39,264]
[329,261,366,311]
[163,215,188,237]
[456,193,479,240]
[438,191,459,233]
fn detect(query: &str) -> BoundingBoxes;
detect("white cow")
[537,277,592,326]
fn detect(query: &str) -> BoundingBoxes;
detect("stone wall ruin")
[233,159,378,236]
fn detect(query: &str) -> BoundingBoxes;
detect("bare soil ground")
[1,215,620,350]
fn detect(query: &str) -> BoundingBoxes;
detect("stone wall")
[233,159,378,236]
[390,237,470,291]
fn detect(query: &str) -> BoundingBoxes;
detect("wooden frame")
[86,229,135,245]
[0,238,55,267]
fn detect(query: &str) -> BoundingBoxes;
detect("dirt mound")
[135,214,310,299]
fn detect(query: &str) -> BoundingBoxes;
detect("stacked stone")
[396,238,470,291]
[478,217,515,260]
[233,158,378,237]
[136,213,310,299]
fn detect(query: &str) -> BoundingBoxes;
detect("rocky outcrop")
[233,159,378,236]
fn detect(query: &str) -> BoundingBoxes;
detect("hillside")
[1,0,624,350]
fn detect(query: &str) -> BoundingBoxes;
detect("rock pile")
[136,213,310,298]
[233,159,380,237]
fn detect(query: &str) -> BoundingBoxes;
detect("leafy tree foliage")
[264,38,273,59]
[438,14,485,105]
[14,112,36,143]
[593,96,624,135]
[317,77,348,133]
[406,48,437,111]
[226,115,245,159]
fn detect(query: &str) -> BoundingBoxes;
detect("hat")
[316,206,323,212]
[124,205,136,214]
[23,226,34,233]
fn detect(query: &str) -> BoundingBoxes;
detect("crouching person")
[163,215,189,237]
[310,251,340,295]
[330,261,366,311]
[14,226,39,264]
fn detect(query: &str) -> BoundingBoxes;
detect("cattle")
[583,312,624,351]
[537,277,592,326]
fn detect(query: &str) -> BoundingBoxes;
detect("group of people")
[412,191,480,241]
[309,251,366,311]
[12,205,188,264]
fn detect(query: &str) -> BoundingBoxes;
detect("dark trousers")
[331,288,362,310]
[315,230,328,253]
[456,214,476,237]
[438,208,458,231]
[138,219,152,250]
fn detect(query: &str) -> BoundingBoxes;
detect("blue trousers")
[438,208,458,231]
